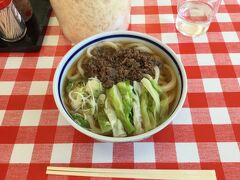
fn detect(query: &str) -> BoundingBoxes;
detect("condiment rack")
[0,0,51,52]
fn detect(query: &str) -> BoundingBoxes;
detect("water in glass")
[176,1,214,37]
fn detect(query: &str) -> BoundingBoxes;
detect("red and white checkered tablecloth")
[0,0,240,179]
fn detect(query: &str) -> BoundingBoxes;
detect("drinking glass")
[176,0,222,37]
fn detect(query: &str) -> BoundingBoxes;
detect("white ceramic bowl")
[53,31,187,142]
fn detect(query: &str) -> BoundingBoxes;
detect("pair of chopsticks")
[46,166,216,179]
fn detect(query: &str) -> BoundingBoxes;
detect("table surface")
[0,0,240,179]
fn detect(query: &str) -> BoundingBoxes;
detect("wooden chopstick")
[46,166,216,179]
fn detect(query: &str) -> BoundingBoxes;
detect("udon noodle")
[64,41,179,137]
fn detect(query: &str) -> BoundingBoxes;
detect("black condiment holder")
[0,0,52,52]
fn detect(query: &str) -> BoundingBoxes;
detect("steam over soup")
[64,41,179,137]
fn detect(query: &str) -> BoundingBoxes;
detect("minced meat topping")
[82,47,163,88]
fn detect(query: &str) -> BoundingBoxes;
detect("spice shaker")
[13,0,32,21]
[0,0,27,42]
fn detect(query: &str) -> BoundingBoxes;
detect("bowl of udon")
[53,31,187,142]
